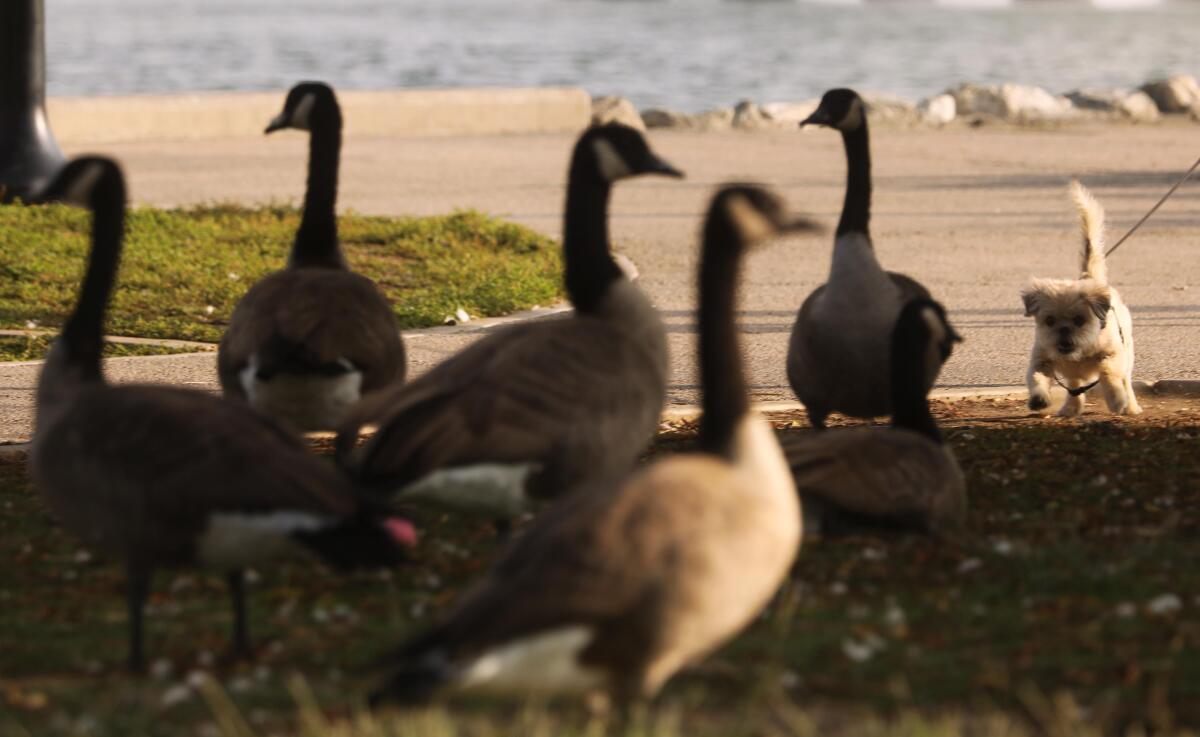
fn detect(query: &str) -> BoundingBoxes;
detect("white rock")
[1141,75,1200,113]
[1065,89,1160,123]
[950,83,1072,121]
[917,94,957,125]
[150,658,174,680]
[842,638,876,662]
[185,670,210,689]
[1118,91,1162,123]
[690,108,735,131]
[641,108,689,129]
[957,557,983,573]
[229,676,254,694]
[732,100,777,131]
[842,633,886,663]
[590,95,646,132]
[762,100,820,126]
[160,684,192,709]
[641,107,733,131]
[1146,593,1183,616]
[862,93,919,125]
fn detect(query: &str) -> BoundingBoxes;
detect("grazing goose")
[370,184,815,709]
[31,157,416,671]
[218,81,405,433]
[786,88,946,429]
[782,298,966,539]
[336,124,681,518]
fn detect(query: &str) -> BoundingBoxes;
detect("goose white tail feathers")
[1070,180,1107,284]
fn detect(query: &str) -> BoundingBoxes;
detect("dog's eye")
[1073,316,1085,328]
[1044,316,1056,327]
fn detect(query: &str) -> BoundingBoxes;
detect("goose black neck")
[697,216,749,456]
[291,111,345,269]
[61,169,126,382]
[890,313,941,444]
[836,120,871,239]
[562,154,622,313]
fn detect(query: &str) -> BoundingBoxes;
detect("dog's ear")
[1021,289,1039,317]
[1085,285,1111,329]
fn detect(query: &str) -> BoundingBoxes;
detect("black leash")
[1105,154,1200,258]
[1056,376,1100,397]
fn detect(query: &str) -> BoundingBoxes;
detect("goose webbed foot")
[225,570,255,662]
[126,563,152,674]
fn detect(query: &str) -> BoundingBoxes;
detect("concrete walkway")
[4,121,1200,443]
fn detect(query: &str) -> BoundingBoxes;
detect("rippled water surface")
[45,0,1200,110]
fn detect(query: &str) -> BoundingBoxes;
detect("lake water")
[45,0,1200,111]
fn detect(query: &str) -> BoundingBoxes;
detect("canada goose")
[782,298,966,538]
[370,184,816,709]
[31,157,416,671]
[218,81,405,433]
[786,88,946,429]
[336,124,681,518]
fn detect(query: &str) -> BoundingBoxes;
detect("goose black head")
[800,88,866,132]
[710,184,822,249]
[266,81,339,134]
[34,156,125,208]
[577,124,684,183]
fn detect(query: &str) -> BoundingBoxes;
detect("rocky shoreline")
[593,74,1200,131]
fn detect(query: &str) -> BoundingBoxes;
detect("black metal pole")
[0,0,66,203]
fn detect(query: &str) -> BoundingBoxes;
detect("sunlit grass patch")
[0,204,564,344]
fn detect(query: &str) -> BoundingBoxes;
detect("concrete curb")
[660,379,1200,422]
[0,329,215,352]
[48,88,593,145]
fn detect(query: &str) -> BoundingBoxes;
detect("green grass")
[0,204,564,344]
[0,335,205,362]
[1,419,1198,736]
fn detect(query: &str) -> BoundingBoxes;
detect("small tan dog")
[1021,181,1140,417]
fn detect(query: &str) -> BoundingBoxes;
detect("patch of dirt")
[657,393,1200,440]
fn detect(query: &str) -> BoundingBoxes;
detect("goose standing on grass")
[370,184,816,710]
[336,124,681,518]
[31,157,417,671]
[782,298,967,539]
[218,81,405,433]
[787,88,947,429]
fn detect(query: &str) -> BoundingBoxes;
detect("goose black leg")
[126,562,151,673]
[226,569,252,660]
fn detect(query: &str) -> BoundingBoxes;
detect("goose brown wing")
[219,268,404,395]
[782,428,958,525]
[347,316,664,487]
[35,385,356,551]
[414,467,702,659]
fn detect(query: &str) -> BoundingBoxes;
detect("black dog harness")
[1053,306,1124,398]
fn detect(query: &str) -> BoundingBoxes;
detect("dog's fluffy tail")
[1071,180,1107,283]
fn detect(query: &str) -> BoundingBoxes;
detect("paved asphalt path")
[3,121,1200,442]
